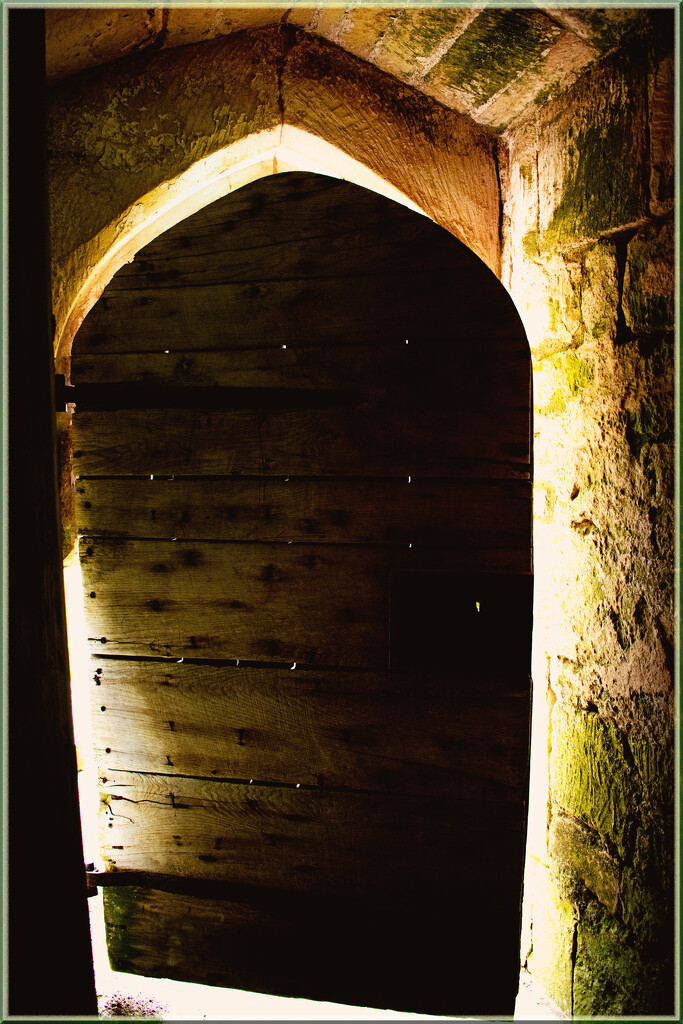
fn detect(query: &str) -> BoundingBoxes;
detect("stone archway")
[53,125,430,371]
[52,30,534,1019]
[48,24,502,373]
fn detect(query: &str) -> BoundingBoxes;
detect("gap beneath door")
[88,891,565,1021]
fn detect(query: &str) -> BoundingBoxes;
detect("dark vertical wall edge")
[7,9,98,1016]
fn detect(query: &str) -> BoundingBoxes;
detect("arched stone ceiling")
[46,5,657,132]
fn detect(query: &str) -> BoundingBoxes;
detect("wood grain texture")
[72,404,530,479]
[101,881,522,1015]
[80,537,531,663]
[90,658,530,799]
[104,173,478,288]
[73,173,519,355]
[75,476,532,553]
[106,212,463,289]
[71,340,529,395]
[98,769,525,896]
[73,171,531,1012]
[74,275,471,353]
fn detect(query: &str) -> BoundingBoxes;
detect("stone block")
[533,347,595,418]
[294,6,397,62]
[623,219,675,333]
[46,9,162,83]
[580,240,619,341]
[374,7,475,85]
[283,34,501,275]
[427,8,561,112]
[542,7,650,52]
[163,9,280,49]
[48,29,283,262]
[482,29,596,132]
[550,704,640,859]
[648,55,674,216]
[505,121,539,254]
[536,48,648,249]
[573,901,673,1016]
[628,701,674,801]
[548,813,620,914]
[619,858,673,957]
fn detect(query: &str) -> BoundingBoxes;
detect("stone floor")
[514,970,566,1020]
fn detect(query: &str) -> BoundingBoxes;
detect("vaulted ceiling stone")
[46,5,658,131]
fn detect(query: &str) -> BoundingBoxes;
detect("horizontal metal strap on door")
[55,376,361,412]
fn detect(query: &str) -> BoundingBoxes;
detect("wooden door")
[72,172,532,1016]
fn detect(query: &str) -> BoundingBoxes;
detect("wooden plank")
[106,210,464,289]
[135,171,371,231]
[71,340,529,395]
[79,538,532,663]
[112,173,429,263]
[75,476,532,553]
[89,658,531,799]
[80,538,388,665]
[103,172,495,290]
[71,405,530,479]
[98,769,526,898]
[73,173,526,356]
[101,882,523,1014]
[73,270,518,353]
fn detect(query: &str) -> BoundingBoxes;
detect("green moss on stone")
[535,352,593,416]
[565,286,582,321]
[433,9,558,106]
[644,292,673,330]
[626,278,672,332]
[573,901,673,1016]
[624,224,675,332]
[541,70,646,250]
[531,336,564,362]
[581,240,620,339]
[534,81,560,107]
[536,388,567,417]
[519,163,534,185]
[565,352,594,396]
[628,721,674,815]
[549,814,619,913]
[621,836,673,954]
[625,399,673,459]
[548,296,561,332]
[622,790,675,956]
[630,692,672,744]
[396,9,471,59]
[526,866,575,1015]
[551,705,641,859]
[575,9,646,54]
[522,227,538,258]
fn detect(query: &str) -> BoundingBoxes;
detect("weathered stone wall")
[502,26,675,1017]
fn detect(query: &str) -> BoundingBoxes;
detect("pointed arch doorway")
[71,171,532,1016]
